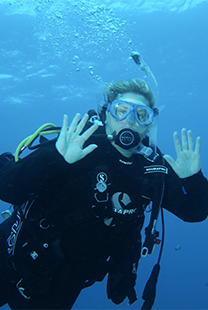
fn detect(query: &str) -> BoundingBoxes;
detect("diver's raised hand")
[56,113,98,164]
[164,128,201,178]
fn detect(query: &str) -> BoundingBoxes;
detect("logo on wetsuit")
[111,192,136,215]
[94,172,136,215]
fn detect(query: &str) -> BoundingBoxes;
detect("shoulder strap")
[141,148,167,256]
[140,148,167,310]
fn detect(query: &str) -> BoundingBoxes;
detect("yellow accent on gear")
[14,123,61,162]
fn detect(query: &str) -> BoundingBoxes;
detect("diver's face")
[105,93,150,142]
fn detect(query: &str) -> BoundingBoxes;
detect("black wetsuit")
[0,125,208,309]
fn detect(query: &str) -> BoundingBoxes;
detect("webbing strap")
[141,150,166,257]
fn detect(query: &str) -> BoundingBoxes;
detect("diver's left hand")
[164,128,201,178]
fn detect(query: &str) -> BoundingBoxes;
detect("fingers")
[82,123,99,141]
[82,144,98,158]
[173,131,182,153]
[56,114,69,155]
[68,113,81,133]
[182,129,196,152]
[60,113,98,146]
[174,128,200,153]
[76,114,89,135]
[187,130,194,151]
[67,113,90,136]
[181,128,189,150]
[58,114,68,141]
[163,154,176,169]
[67,113,98,139]
[195,136,201,155]
[59,114,68,135]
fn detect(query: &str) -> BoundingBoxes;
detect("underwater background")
[0,0,208,309]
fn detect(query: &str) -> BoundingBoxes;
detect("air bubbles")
[33,0,133,61]
[55,13,63,19]
[175,245,181,251]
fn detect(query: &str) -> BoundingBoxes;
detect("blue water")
[0,0,208,309]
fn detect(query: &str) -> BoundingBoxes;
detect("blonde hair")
[104,78,155,109]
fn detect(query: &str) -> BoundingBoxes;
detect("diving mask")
[108,100,155,126]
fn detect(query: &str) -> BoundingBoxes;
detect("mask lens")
[112,102,130,119]
[136,106,152,124]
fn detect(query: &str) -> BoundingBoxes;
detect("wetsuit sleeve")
[163,162,208,222]
[0,143,75,205]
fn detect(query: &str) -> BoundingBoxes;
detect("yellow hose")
[14,123,60,162]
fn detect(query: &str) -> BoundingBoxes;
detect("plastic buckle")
[141,246,148,257]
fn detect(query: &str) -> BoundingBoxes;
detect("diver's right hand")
[56,113,98,164]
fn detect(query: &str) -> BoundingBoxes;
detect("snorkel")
[131,51,160,161]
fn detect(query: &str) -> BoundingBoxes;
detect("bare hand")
[164,128,201,178]
[56,113,98,164]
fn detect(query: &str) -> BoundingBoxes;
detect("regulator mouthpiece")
[108,128,140,150]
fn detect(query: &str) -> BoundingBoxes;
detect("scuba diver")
[0,54,208,310]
